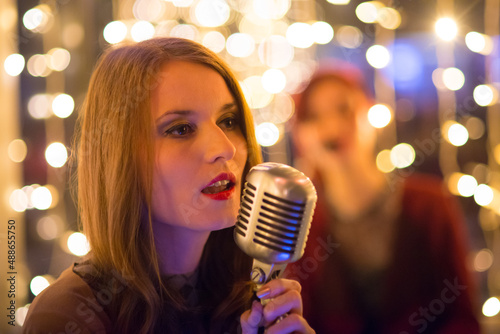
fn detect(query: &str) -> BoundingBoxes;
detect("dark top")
[286,173,480,334]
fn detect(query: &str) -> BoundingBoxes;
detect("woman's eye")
[219,116,239,130]
[164,124,194,137]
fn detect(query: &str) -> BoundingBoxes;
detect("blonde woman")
[23,38,314,334]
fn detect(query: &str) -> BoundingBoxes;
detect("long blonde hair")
[76,37,262,333]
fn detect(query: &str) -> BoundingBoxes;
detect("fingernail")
[256,287,271,299]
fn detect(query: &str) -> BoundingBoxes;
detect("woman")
[23,38,313,334]
[286,65,480,333]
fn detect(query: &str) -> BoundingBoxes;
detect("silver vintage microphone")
[234,162,317,288]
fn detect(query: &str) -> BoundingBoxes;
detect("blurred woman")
[286,64,480,333]
[23,38,314,334]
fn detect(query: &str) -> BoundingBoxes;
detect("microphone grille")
[235,163,317,264]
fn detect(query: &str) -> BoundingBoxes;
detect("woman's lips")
[201,172,236,200]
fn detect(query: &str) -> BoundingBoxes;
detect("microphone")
[234,162,317,288]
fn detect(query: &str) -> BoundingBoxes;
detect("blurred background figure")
[286,64,481,333]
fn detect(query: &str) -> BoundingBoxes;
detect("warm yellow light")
[483,297,500,317]
[465,117,485,140]
[202,31,226,53]
[8,139,27,163]
[390,143,415,168]
[474,249,494,272]
[366,45,390,69]
[241,76,273,109]
[444,122,468,147]
[335,25,363,48]
[286,22,314,49]
[465,32,493,55]
[9,189,28,213]
[457,175,477,197]
[226,33,255,57]
[473,84,498,107]
[47,48,70,72]
[258,35,294,68]
[16,305,30,327]
[474,184,494,206]
[52,93,74,118]
[356,2,384,24]
[312,21,334,45]
[262,69,286,94]
[376,149,395,173]
[377,7,401,30]
[4,53,25,76]
[172,0,194,7]
[28,94,52,119]
[253,0,291,20]
[131,20,155,42]
[442,67,465,91]
[103,21,127,44]
[194,0,230,27]
[368,104,392,128]
[37,215,63,240]
[256,122,280,147]
[31,186,53,210]
[30,276,50,296]
[67,232,91,256]
[27,54,51,77]
[133,0,165,22]
[170,24,198,41]
[45,142,68,168]
[327,0,350,4]
[23,5,52,33]
[435,18,458,41]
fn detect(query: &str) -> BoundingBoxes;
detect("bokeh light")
[241,76,273,109]
[376,149,395,173]
[377,7,401,30]
[31,186,53,210]
[465,32,493,55]
[443,121,469,147]
[202,31,226,53]
[327,0,350,4]
[483,297,500,317]
[442,67,465,91]
[255,122,280,147]
[8,139,27,163]
[473,84,498,107]
[262,69,286,94]
[474,184,494,207]
[27,54,52,77]
[28,94,52,119]
[67,232,91,256]
[194,0,230,27]
[253,0,290,20]
[286,22,314,49]
[457,174,477,197]
[474,249,494,272]
[390,143,415,168]
[4,53,25,76]
[465,117,485,140]
[37,215,64,241]
[16,305,30,326]
[131,20,155,42]
[435,17,458,41]
[23,5,52,33]
[133,0,165,22]
[10,189,28,213]
[30,276,50,296]
[258,35,294,68]
[52,93,75,118]
[311,21,334,45]
[366,45,391,69]
[226,33,255,57]
[47,48,71,72]
[103,21,127,44]
[170,24,198,40]
[356,2,383,24]
[335,25,363,48]
[368,104,392,128]
[45,142,68,168]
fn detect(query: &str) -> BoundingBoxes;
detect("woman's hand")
[240,279,315,334]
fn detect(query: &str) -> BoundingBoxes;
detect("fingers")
[240,300,264,334]
[263,313,316,334]
[256,279,304,328]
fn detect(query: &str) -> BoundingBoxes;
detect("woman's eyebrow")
[155,110,193,124]
[220,102,237,113]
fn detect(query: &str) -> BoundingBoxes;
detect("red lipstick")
[201,172,237,200]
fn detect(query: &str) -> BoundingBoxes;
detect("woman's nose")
[203,124,236,163]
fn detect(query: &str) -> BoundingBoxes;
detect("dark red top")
[286,174,480,334]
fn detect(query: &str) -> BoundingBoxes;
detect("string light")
[311,21,334,45]
[67,232,91,256]
[483,297,500,317]
[255,122,280,147]
[286,22,314,49]
[366,45,391,69]
[390,143,415,169]
[368,104,392,128]
[103,21,128,44]
[435,18,458,41]
[3,53,25,76]
[226,33,255,57]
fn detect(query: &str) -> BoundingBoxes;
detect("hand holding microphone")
[236,163,317,334]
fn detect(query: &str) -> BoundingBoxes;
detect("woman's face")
[294,79,374,164]
[150,61,248,232]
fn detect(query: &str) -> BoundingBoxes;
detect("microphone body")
[234,162,317,288]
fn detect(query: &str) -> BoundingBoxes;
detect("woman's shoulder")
[22,263,113,334]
